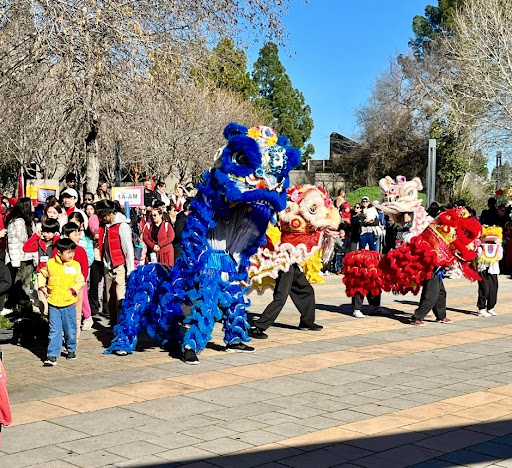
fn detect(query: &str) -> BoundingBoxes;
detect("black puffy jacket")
[0,251,11,296]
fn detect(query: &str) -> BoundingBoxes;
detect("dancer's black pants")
[88,260,104,316]
[412,272,446,321]
[352,292,381,310]
[477,270,498,310]
[255,264,316,330]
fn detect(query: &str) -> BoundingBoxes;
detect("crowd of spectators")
[325,193,512,276]
[0,176,195,336]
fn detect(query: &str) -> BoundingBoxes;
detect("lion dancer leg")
[181,282,219,365]
[223,282,253,353]
[411,269,450,325]
[251,264,322,338]
[181,251,254,364]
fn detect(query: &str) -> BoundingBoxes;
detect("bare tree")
[405,0,512,153]
[352,59,430,186]
[0,0,292,190]
[98,82,266,183]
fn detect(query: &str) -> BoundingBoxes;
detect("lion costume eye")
[232,151,249,166]
[309,204,317,214]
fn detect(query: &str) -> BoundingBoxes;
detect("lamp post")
[426,139,437,207]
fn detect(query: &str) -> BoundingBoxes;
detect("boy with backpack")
[39,238,85,365]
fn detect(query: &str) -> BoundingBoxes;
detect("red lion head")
[437,208,481,262]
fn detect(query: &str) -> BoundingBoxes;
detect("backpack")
[132,230,143,261]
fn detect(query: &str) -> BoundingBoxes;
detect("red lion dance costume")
[343,200,482,299]
[250,184,341,290]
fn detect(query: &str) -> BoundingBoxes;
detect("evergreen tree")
[409,0,465,57]
[252,42,314,164]
[202,37,258,100]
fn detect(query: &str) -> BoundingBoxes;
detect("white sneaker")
[81,318,94,330]
[487,309,498,316]
[477,309,491,317]
[353,310,365,318]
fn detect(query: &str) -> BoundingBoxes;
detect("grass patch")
[0,315,14,329]
[346,187,427,207]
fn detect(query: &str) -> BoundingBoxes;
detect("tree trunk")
[85,118,99,194]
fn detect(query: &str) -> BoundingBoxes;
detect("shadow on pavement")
[102,419,512,467]
[317,303,412,323]
[394,299,476,316]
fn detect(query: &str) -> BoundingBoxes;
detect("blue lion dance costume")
[105,123,301,363]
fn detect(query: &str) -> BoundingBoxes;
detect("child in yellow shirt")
[38,238,85,366]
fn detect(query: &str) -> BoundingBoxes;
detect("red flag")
[18,169,25,198]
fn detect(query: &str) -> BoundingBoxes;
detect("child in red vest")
[23,218,60,317]
[95,200,135,328]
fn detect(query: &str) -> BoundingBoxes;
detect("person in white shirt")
[60,188,88,230]
[155,181,171,207]
[476,227,503,317]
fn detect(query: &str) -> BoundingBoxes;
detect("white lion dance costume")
[250,185,341,291]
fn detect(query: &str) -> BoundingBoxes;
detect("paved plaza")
[1,275,512,467]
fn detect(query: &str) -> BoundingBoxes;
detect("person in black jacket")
[173,198,192,260]
[143,180,158,208]
[0,250,12,315]
[350,204,364,251]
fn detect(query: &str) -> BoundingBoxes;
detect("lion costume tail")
[105,263,171,355]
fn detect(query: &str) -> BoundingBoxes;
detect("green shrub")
[0,316,14,329]
[346,187,427,207]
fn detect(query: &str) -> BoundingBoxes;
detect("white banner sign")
[112,186,144,207]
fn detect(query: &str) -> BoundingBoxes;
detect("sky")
[250,0,430,159]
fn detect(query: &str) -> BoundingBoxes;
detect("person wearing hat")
[65,173,81,207]
[61,188,88,229]
[352,196,383,318]
[359,196,379,251]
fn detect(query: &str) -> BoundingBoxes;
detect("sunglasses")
[84,198,93,202]
[151,212,161,218]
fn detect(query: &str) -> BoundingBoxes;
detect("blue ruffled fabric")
[107,122,300,356]
[104,263,170,354]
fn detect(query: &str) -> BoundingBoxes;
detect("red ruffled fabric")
[380,236,438,295]
[342,250,383,297]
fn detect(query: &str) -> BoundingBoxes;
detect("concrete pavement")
[1,274,512,467]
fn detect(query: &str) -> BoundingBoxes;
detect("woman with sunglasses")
[350,204,365,252]
[142,208,175,266]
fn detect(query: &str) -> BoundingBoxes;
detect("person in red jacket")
[23,218,61,272]
[24,218,61,317]
[52,223,89,337]
[142,207,175,266]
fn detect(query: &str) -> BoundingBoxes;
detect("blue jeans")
[335,253,344,272]
[359,232,377,251]
[47,304,77,358]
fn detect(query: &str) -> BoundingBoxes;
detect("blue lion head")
[212,122,301,214]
